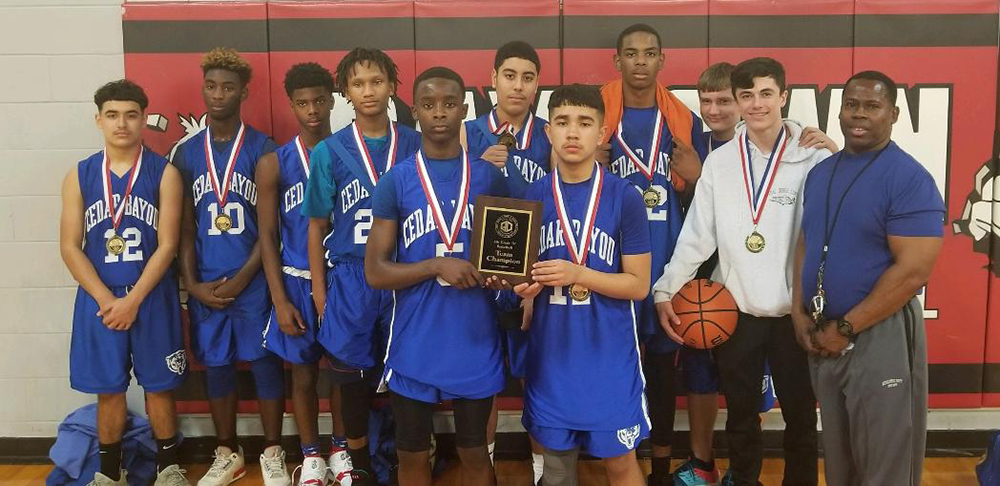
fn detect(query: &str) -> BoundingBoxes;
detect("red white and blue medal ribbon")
[415,150,470,251]
[102,146,144,233]
[294,136,310,177]
[551,162,604,266]
[488,108,533,150]
[351,120,398,185]
[739,125,788,227]
[204,122,246,208]
[615,114,665,182]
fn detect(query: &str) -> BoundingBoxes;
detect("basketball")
[671,279,739,350]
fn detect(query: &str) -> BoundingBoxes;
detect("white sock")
[263,444,282,458]
[531,452,544,484]
[487,442,495,465]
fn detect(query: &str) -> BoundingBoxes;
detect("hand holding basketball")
[669,279,739,349]
[654,300,685,344]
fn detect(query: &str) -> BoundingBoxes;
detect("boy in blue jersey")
[599,23,707,486]
[461,40,551,481]
[302,48,422,486]
[172,48,289,485]
[60,80,188,485]
[508,84,652,486]
[258,63,335,485]
[365,67,510,486]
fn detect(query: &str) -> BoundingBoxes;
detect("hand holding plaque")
[470,195,542,286]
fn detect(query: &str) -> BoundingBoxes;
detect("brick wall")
[0,0,125,438]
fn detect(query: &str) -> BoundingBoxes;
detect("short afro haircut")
[335,47,401,97]
[94,79,149,112]
[284,62,335,98]
[846,70,898,105]
[494,41,541,73]
[616,23,662,53]
[201,47,252,86]
[547,84,605,117]
[412,66,465,99]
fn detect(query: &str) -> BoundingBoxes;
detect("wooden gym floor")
[0,457,980,485]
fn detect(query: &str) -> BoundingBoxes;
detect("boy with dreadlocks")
[258,62,336,485]
[172,47,289,485]
[303,48,421,485]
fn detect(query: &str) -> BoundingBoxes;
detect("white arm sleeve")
[652,158,720,303]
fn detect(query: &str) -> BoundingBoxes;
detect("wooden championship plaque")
[470,195,542,285]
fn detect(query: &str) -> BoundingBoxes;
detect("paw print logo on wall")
[953,155,1000,275]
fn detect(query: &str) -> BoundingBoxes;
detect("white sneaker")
[260,446,292,486]
[295,456,329,486]
[154,465,191,486]
[328,448,354,485]
[197,446,246,486]
[88,470,127,486]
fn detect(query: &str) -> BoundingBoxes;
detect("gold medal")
[106,234,126,255]
[569,283,591,302]
[214,213,233,232]
[745,231,765,253]
[497,131,517,149]
[642,186,661,208]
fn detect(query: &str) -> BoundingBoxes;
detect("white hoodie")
[652,120,832,317]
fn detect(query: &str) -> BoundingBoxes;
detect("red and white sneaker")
[293,456,328,486]
[197,446,246,486]
[327,447,354,485]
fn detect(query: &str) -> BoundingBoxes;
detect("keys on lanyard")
[811,261,827,326]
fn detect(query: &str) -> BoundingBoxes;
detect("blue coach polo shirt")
[801,141,945,319]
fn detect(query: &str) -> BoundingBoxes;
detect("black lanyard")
[816,144,890,291]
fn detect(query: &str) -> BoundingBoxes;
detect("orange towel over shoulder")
[600,79,694,192]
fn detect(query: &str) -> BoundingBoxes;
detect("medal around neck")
[497,131,517,150]
[745,230,765,253]
[642,186,661,208]
[214,213,233,232]
[106,234,126,255]
[469,195,542,286]
[569,283,591,302]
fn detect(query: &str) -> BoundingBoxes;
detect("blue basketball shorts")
[383,369,502,404]
[188,271,272,366]
[318,259,392,372]
[263,269,324,365]
[70,277,187,394]
[680,347,720,394]
[525,419,650,459]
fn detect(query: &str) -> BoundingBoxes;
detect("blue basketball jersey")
[78,148,169,288]
[275,137,313,271]
[466,110,551,187]
[609,107,689,284]
[174,124,273,282]
[374,151,507,396]
[523,166,652,431]
[698,130,731,154]
[322,122,421,265]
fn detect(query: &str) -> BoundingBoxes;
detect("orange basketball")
[671,279,739,350]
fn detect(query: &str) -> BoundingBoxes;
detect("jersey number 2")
[354,209,373,244]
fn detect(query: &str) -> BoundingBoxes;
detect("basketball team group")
[63,20,944,486]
